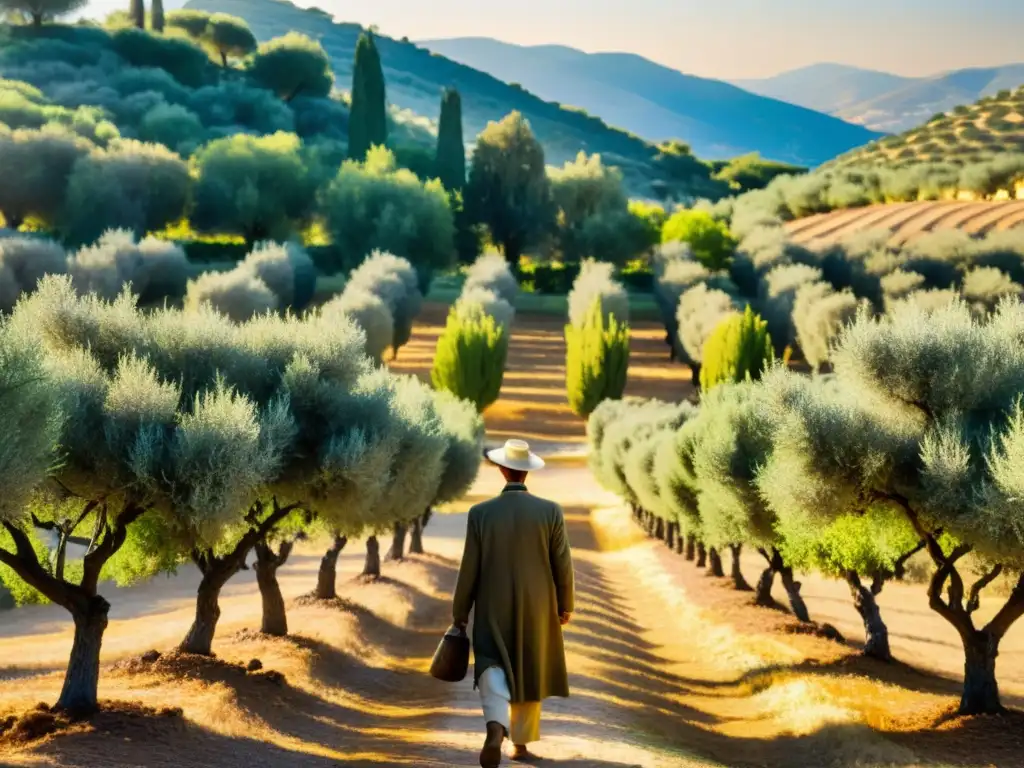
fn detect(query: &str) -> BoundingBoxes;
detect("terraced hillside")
[184,0,722,198]
[827,85,1024,170]
[785,199,1024,246]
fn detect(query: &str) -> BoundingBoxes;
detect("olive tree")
[206,13,257,68]
[4,279,282,710]
[67,229,189,305]
[465,111,553,271]
[184,268,279,321]
[320,146,455,278]
[0,0,86,26]
[247,32,333,102]
[61,140,190,244]
[322,287,394,364]
[344,251,424,358]
[792,282,866,371]
[464,251,519,305]
[676,283,742,390]
[759,300,1024,714]
[191,132,316,246]
[758,263,823,358]
[0,236,67,313]
[653,413,705,563]
[0,127,90,229]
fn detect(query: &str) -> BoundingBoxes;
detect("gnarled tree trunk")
[180,563,233,655]
[961,629,1002,714]
[315,535,348,600]
[706,547,724,578]
[696,542,707,568]
[255,540,294,637]
[729,544,752,591]
[409,512,426,555]
[387,523,408,561]
[57,596,109,714]
[362,536,381,579]
[779,564,810,622]
[755,566,776,607]
[845,571,890,660]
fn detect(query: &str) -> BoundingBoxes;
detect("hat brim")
[486,448,546,472]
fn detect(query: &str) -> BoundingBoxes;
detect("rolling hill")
[418,37,881,167]
[183,0,730,200]
[826,85,1024,171]
[738,62,1024,133]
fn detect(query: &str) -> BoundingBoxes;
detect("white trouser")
[478,666,542,745]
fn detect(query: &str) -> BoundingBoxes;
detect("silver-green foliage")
[346,251,423,353]
[322,287,393,364]
[567,258,628,327]
[676,283,741,365]
[184,267,279,322]
[0,235,67,313]
[464,251,518,305]
[792,281,866,369]
[68,229,189,305]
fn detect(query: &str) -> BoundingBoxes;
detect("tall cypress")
[150,0,164,32]
[129,0,145,29]
[435,88,466,191]
[349,31,388,161]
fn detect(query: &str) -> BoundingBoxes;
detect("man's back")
[452,483,575,702]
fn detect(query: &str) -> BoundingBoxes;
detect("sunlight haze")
[88,0,1024,79]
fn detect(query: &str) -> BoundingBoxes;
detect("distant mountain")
[734,63,912,117]
[737,62,1024,133]
[418,37,881,167]
[184,0,727,199]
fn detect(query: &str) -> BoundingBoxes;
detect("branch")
[892,540,926,580]
[966,564,1003,615]
[81,501,146,596]
[68,500,99,538]
[86,503,107,556]
[756,547,773,567]
[29,512,59,533]
[985,571,1024,639]
[0,521,71,608]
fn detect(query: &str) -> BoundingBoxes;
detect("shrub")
[565,297,630,418]
[0,126,90,228]
[138,103,204,154]
[758,263,823,354]
[792,282,865,369]
[321,146,455,275]
[455,285,514,331]
[431,303,509,412]
[699,306,774,391]
[191,132,316,245]
[661,209,738,271]
[464,251,518,305]
[567,259,628,328]
[206,14,258,68]
[0,236,67,312]
[61,139,190,244]
[238,241,317,311]
[960,267,1023,315]
[322,287,394,363]
[676,284,741,376]
[67,228,188,304]
[345,251,423,355]
[109,27,210,88]
[183,267,278,321]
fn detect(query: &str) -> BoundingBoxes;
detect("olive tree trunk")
[779,565,810,622]
[386,523,408,561]
[684,535,695,561]
[706,547,724,578]
[409,512,426,555]
[674,526,684,555]
[255,540,295,637]
[315,535,347,600]
[362,535,381,579]
[729,544,752,591]
[695,542,707,568]
[664,521,676,550]
[0,502,143,715]
[845,571,891,661]
[960,630,1002,715]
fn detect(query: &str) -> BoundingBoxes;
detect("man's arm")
[549,504,575,621]
[452,508,481,627]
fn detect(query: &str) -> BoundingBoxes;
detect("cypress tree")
[349,30,388,161]
[435,88,466,191]
[151,0,164,31]
[130,0,145,28]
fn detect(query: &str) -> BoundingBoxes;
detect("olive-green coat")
[452,483,575,703]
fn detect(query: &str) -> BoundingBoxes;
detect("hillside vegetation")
[738,62,1024,133]
[419,37,882,167]
[828,84,1024,171]
[182,0,730,199]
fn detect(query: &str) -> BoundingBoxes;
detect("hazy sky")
[82,0,1024,79]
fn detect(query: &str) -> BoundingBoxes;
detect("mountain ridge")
[419,36,881,166]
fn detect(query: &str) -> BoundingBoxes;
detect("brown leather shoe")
[508,744,532,762]
[479,721,505,768]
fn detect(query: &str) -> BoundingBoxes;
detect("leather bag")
[429,624,470,682]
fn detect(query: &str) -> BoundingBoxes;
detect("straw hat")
[487,439,545,472]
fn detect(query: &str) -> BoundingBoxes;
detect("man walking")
[452,439,575,767]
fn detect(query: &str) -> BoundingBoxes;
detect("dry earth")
[785,199,1024,247]
[1,311,1024,767]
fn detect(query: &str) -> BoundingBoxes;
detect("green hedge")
[521,262,653,294]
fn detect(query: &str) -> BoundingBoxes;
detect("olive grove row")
[590,298,1024,717]
[0,265,483,715]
